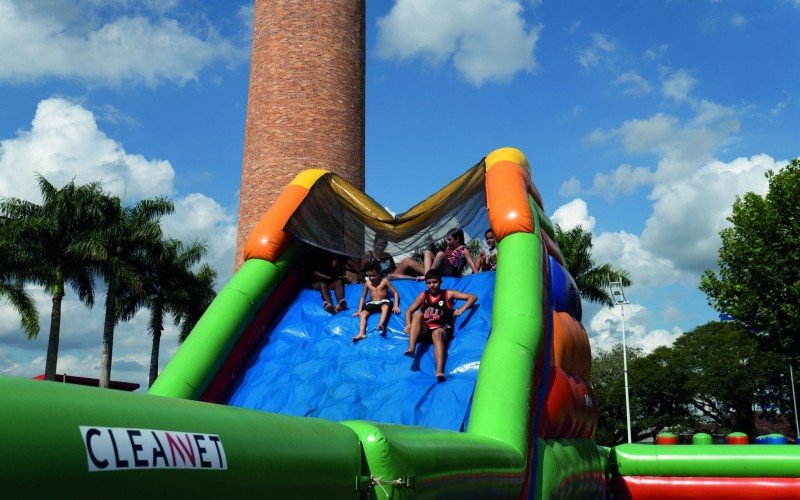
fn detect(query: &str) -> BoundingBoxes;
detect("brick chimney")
[236,0,365,268]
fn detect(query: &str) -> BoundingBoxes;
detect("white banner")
[79,426,227,472]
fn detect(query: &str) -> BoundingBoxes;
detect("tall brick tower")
[236,0,366,267]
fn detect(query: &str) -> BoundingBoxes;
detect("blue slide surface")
[226,273,495,431]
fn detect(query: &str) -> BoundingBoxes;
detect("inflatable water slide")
[0,148,606,498]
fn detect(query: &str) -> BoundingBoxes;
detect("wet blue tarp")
[226,272,495,431]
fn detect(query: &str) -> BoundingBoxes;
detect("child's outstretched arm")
[450,290,477,316]
[403,292,424,333]
[352,283,368,317]
[386,279,401,314]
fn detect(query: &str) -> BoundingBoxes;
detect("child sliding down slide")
[403,269,477,381]
[352,260,400,342]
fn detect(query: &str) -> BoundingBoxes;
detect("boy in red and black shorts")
[403,269,477,382]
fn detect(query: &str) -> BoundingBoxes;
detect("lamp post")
[609,275,632,444]
[791,361,800,439]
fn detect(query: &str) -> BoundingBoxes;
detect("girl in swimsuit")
[429,227,478,277]
[392,227,478,279]
[360,236,397,276]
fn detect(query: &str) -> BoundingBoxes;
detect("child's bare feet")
[352,333,366,343]
[403,348,415,357]
[415,275,425,282]
[436,372,446,382]
[323,301,336,314]
[335,299,348,312]
[377,324,385,333]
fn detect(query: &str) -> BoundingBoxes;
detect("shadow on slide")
[226,273,495,431]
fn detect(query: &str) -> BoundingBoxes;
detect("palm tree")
[0,219,39,338]
[117,238,209,387]
[175,263,217,343]
[0,177,103,379]
[84,195,174,388]
[554,224,631,307]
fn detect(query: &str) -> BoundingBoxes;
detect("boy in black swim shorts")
[403,269,477,381]
[352,260,401,342]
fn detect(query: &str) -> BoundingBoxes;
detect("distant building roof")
[34,373,139,392]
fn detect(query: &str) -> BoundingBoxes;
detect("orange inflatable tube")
[485,161,535,241]
[551,311,592,382]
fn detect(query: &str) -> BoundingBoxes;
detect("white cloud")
[588,303,683,353]
[376,0,541,86]
[616,113,680,153]
[589,164,654,200]
[614,71,652,96]
[641,154,781,274]
[771,93,791,116]
[583,128,608,145]
[604,102,739,185]
[593,231,686,287]
[0,0,246,86]
[644,44,668,61]
[551,198,595,232]
[577,33,617,70]
[576,100,775,277]
[662,69,697,103]
[559,176,582,197]
[729,14,747,27]
[0,97,174,201]
[0,97,238,284]
[161,193,236,286]
[560,105,583,123]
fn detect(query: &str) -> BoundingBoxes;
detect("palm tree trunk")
[148,303,164,388]
[44,289,64,381]
[99,282,117,389]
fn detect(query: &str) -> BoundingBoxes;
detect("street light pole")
[790,362,799,439]
[610,276,632,444]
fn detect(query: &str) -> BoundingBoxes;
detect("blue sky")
[0,0,798,389]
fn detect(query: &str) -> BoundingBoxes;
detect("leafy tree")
[629,345,697,441]
[0,219,39,338]
[700,159,800,358]
[84,195,174,388]
[594,323,788,444]
[554,225,631,306]
[593,343,696,446]
[174,263,217,343]
[117,238,209,387]
[592,344,647,445]
[669,321,785,438]
[0,176,103,379]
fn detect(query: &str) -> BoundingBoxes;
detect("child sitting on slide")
[352,260,400,342]
[477,229,497,271]
[392,227,479,280]
[361,236,396,277]
[403,269,477,381]
[309,249,348,314]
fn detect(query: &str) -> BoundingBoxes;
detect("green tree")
[670,321,784,438]
[117,238,209,387]
[629,345,697,442]
[554,225,631,306]
[0,177,103,379]
[594,343,700,446]
[700,159,800,357]
[174,263,217,343]
[84,195,174,388]
[0,219,39,338]
[592,344,647,445]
